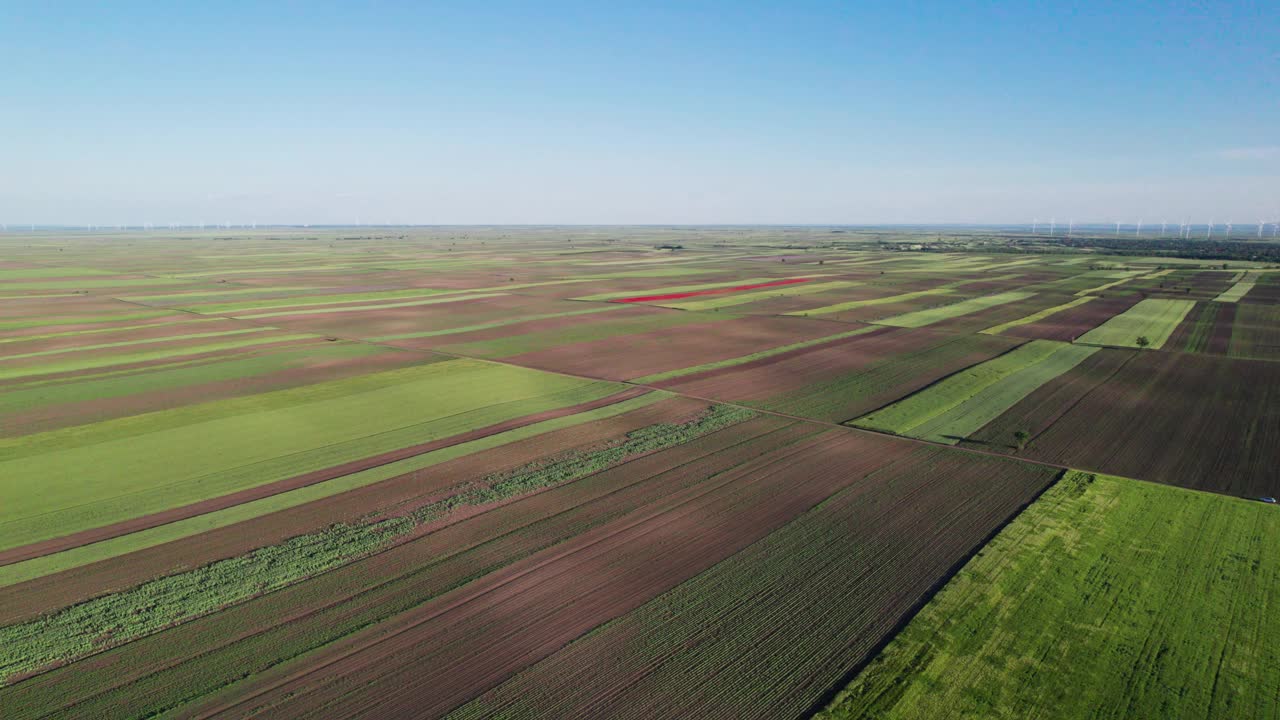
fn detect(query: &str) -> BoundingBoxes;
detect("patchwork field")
[2,227,1277,720]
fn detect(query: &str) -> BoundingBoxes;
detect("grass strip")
[1075,298,1195,349]
[875,291,1035,328]
[1213,281,1256,303]
[851,340,1067,435]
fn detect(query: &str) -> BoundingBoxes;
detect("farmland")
[818,471,1280,720]
[1,226,1278,719]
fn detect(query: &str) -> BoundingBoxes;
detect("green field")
[818,471,1280,720]
[0,360,619,551]
[1213,281,1256,303]
[1075,297,1196,349]
[0,391,668,587]
[876,291,1035,328]
[786,288,955,316]
[850,340,1097,442]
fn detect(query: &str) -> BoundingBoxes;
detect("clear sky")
[2,1,1276,225]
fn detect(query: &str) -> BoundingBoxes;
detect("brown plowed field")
[657,327,1020,422]
[183,429,916,720]
[506,314,845,381]
[4,416,818,718]
[1002,295,1140,341]
[965,349,1280,496]
[447,448,1057,720]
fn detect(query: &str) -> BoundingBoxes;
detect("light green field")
[0,360,621,551]
[850,340,1096,442]
[1075,298,1195,349]
[784,288,955,316]
[875,291,1035,328]
[818,471,1280,720]
[0,391,668,587]
[0,332,321,382]
[981,296,1095,335]
[632,325,881,383]
[0,343,391,428]
[1213,281,1256,303]
[659,280,857,311]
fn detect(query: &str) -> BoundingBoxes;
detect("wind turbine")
[1033,218,1039,234]
[1225,220,1233,239]
[1260,220,1266,239]
[1049,217,1056,235]
[1206,219,1213,240]
[1115,221,1121,237]
[1136,219,1143,237]
[1161,220,1167,237]
[1068,219,1074,237]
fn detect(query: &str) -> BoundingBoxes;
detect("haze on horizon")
[2,2,1276,227]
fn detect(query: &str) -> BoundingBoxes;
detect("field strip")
[232,292,510,319]
[783,288,955,316]
[897,344,1099,443]
[874,291,1035,328]
[0,371,619,551]
[571,277,783,302]
[0,310,175,332]
[123,286,317,303]
[0,327,272,362]
[847,341,1065,434]
[0,278,185,291]
[368,306,623,341]
[0,387,652,568]
[186,279,594,315]
[0,333,320,382]
[1142,268,1176,279]
[0,317,224,345]
[0,391,670,588]
[657,280,857,311]
[166,265,358,278]
[1213,281,1255,303]
[980,296,1095,335]
[630,326,882,384]
[1075,298,1196,349]
[1074,276,1134,296]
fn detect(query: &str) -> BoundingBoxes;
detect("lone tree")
[1013,430,1030,450]
[1135,335,1151,349]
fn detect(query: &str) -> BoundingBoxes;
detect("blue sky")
[2,1,1276,225]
